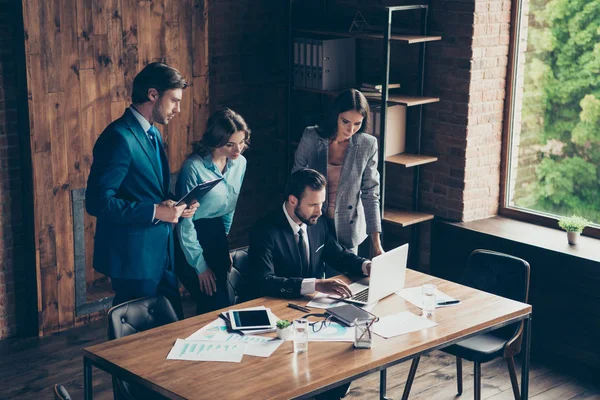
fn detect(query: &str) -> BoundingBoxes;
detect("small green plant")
[558,215,591,233]
[276,319,291,329]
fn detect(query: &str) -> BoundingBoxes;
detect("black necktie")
[297,228,309,277]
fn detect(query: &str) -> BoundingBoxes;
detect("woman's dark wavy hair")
[316,89,370,140]
[192,108,251,157]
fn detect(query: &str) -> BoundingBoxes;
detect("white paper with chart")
[166,339,245,362]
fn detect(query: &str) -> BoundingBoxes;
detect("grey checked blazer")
[292,126,382,249]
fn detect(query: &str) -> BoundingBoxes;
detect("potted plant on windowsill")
[558,215,591,245]
[276,319,293,340]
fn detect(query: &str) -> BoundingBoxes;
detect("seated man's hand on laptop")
[315,278,352,298]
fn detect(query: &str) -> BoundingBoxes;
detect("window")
[502,0,600,236]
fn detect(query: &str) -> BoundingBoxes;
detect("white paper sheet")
[308,321,355,342]
[373,311,437,339]
[306,292,346,309]
[190,332,284,357]
[166,339,245,362]
[396,286,459,309]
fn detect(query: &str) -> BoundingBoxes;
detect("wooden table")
[83,269,532,400]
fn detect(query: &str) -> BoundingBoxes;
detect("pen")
[437,300,460,306]
[288,303,311,313]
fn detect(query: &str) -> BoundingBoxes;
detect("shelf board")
[383,207,434,227]
[292,87,440,107]
[294,28,442,44]
[385,153,438,167]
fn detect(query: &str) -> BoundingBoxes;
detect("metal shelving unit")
[288,2,441,266]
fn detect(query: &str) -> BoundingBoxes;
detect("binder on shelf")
[293,40,300,87]
[306,39,313,89]
[311,39,319,89]
[369,104,406,157]
[293,37,356,90]
[299,38,306,88]
[317,42,323,90]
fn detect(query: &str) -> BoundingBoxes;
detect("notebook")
[326,304,377,327]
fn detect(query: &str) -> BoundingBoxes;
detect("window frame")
[499,0,600,239]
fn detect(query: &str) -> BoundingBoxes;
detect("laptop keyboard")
[351,288,369,302]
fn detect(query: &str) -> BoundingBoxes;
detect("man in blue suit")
[86,63,198,318]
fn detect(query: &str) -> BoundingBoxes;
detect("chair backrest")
[462,249,530,340]
[53,384,72,400]
[107,296,179,400]
[228,246,252,305]
[107,295,178,341]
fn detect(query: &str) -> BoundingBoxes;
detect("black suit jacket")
[248,208,366,298]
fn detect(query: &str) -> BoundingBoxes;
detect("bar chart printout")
[166,339,246,362]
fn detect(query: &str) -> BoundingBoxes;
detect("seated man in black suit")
[249,168,371,299]
[248,168,371,399]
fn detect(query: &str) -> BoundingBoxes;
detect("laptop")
[330,243,409,306]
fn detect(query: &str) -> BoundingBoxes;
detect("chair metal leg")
[402,356,420,400]
[474,362,481,400]
[456,357,463,395]
[506,356,521,400]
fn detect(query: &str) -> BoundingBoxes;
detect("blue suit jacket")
[86,109,171,280]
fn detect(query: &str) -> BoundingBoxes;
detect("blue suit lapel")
[123,109,167,195]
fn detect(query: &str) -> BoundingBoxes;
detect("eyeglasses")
[307,315,333,333]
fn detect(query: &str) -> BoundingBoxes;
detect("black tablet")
[175,177,224,206]
[230,309,273,330]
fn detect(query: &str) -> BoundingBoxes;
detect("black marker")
[437,300,460,306]
[288,303,311,313]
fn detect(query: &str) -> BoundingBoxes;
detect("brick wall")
[419,0,513,225]
[0,0,34,339]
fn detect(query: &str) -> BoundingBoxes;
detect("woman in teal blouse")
[175,108,249,315]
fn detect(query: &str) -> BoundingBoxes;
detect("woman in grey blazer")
[292,89,383,256]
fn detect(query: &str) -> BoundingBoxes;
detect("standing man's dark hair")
[86,62,196,320]
[131,62,188,104]
[285,169,327,201]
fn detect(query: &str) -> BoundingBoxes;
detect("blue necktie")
[148,126,163,184]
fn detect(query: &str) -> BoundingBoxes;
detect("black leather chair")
[107,296,178,400]
[228,246,253,305]
[402,250,530,400]
[53,384,72,400]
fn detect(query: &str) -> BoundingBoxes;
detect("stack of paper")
[172,307,286,362]
[373,311,437,339]
[187,332,284,358]
[397,286,459,309]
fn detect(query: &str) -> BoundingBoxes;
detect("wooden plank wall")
[21,0,209,335]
